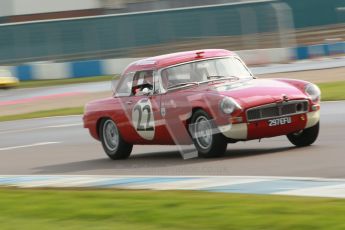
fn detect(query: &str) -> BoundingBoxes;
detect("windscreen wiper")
[168,82,199,89]
[206,75,239,81]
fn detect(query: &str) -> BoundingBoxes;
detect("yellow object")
[0,70,19,88]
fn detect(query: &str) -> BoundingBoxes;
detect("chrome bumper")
[220,110,320,140]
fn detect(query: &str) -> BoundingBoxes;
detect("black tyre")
[189,110,227,158]
[287,122,319,147]
[99,118,133,160]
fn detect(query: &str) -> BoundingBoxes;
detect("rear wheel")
[287,122,319,147]
[189,110,227,158]
[99,118,133,160]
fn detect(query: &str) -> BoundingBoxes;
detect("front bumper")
[220,110,320,141]
[305,110,320,128]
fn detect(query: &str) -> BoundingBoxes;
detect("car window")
[159,57,252,91]
[114,70,155,97]
[132,71,153,88]
[231,58,252,77]
[162,65,191,86]
[131,70,154,96]
[114,72,134,97]
[213,58,251,77]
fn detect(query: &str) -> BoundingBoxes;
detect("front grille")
[246,100,309,122]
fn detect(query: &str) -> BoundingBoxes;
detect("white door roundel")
[131,98,155,140]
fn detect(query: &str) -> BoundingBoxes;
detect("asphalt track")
[0,101,344,178]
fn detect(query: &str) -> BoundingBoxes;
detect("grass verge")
[0,188,345,230]
[0,107,83,122]
[318,81,345,101]
[17,75,115,88]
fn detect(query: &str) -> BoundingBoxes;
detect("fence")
[282,0,345,28]
[0,0,294,64]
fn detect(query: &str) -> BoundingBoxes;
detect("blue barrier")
[308,44,326,57]
[14,65,33,81]
[328,42,345,55]
[295,46,309,59]
[295,42,345,60]
[70,60,103,78]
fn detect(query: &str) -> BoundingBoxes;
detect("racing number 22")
[133,104,154,131]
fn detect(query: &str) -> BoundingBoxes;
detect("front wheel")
[287,122,319,147]
[99,118,133,160]
[189,110,227,158]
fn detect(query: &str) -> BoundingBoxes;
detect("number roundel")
[131,99,155,140]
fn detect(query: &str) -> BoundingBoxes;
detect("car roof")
[123,49,236,74]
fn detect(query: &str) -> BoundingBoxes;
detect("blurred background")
[0,3,345,217]
[0,0,344,67]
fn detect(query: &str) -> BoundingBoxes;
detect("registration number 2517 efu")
[268,117,292,127]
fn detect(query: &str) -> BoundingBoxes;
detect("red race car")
[83,49,320,160]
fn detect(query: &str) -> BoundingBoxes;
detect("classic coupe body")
[83,49,320,159]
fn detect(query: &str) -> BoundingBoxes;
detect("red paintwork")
[123,49,235,73]
[247,113,307,140]
[83,49,320,145]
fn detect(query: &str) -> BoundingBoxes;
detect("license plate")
[268,117,292,127]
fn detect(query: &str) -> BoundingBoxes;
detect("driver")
[133,71,153,96]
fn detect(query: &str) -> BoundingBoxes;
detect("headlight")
[220,97,241,114]
[305,83,321,103]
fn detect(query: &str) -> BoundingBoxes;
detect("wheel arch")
[96,116,112,140]
[186,107,204,127]
[187,107,227,157]
[186,107,213,124]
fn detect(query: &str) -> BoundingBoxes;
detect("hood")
[210,79,307,108]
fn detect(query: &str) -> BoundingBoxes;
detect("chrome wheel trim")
[194,116,213,150]
[103,120,119,152]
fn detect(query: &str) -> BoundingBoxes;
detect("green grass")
[0,107,83,122]
[17,75,116,88]
[0,188,345,230]
[318,81,345,101]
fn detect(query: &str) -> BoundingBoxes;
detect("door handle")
[126,101,133,105]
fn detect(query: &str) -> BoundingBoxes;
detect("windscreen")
[160,57,252,89]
